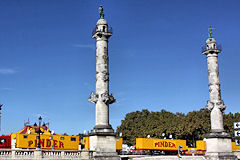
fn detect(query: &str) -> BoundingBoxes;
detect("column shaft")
[96,39,109,95]
[95,37,110,127]
[207,54,221,103]
[206,53,224,131]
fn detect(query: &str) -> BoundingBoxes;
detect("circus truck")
[134,138,187,155]
[132,138,240,155]
[0,124,79,150]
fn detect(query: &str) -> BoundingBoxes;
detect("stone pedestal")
[90,135,116,152]
[89,134,120,160]
[89,126,120,160]
[205,132,237,160]
[89,136,120,160]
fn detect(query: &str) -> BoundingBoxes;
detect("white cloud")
[73,44,95,49]
[0,68,17,74]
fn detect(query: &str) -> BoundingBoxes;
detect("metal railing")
[92,26,113,36]
[202,44,222,52]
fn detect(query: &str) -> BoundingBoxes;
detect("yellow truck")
[11,125,79,150]
[136,138,187,153]
[14,133,79,149]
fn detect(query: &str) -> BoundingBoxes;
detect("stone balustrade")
[0,149,93,159]
[233,151,240,159]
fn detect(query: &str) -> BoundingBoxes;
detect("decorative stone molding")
[216,100,226,111]
[88,92,116,105]
[206,100,214,111]
[206,100,226,112]
[100,93,116,104]
[88,92,98,104]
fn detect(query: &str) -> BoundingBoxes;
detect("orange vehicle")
[135,138,187,155]
[10,124,79,150]
[232,142,240,151]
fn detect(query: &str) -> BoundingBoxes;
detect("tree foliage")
[116,108,240,146]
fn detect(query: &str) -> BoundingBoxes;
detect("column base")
[205,131,237,160]
[205,152,238,160]
[89,124,115,136]
[205,130,231,138]
[89,134,117,152]
[93,152,120,160]
[89,125,118,156]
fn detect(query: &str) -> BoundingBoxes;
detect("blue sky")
[0,0,240,135]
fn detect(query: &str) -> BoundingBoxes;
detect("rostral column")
[88,6,119,159]
[202,26,237,160]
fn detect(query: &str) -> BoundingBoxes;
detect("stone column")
[205,47,225,132]
[202,27,237,160]
[88,6,115,136]
[88,6,119,160]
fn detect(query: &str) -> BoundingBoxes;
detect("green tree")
[117,108,240,146]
